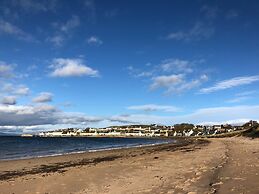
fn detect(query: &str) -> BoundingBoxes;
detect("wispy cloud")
[128,58,208,95]
[0,61,31,98]
[109,105,259,126]
[47,15,80,47]
[160,59,193,73]
[87,36,103,46]
[84,0,96,22]
[128,58,200,79]
[1,83,30,96]
[0,104,102,128]
[127,66,153,78]
[165,22,214,42]
[33,92,53,103]
[236,90,257,97]
[49,58,99,77]
[182,105,259,125]
[226,90,256,103]
[226,96,251,104]
[150,74,208,95]
[127,104,181,113]
[46,35,64,47]
[200,75,259,93]
[1,103,259,132]
[13,85,30,96]
[60,15,80,33]
[0,19,35,42]
[0,62,14,78]
[136,71,153,78]
[200,5,218,20]
[165,4,217,42]
[1,96,16,105]
[150,74,184,90]
[10,0,57,13]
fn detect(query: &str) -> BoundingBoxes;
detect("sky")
[0,0,259,134]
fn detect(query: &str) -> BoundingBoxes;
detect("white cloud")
[0,61,30,79]
[10,0,57,12]
[160,59,193,73]
[226,90,256,103]
[108,114,166,125]
[14,85,30,96]
[0,19,35,42]
[198,119,253,126]
[167,75,208,94]
[0,62,14,78]
[109,105,259,126]
[127,104,180,113]
[33,92,53,103]
[49,58,99,77]
[200,75,259,93]
[87,36,103,46]
[27,64,37,71]
[47,15,80,47]
[150,74,184,90]
[128,58,208,95]
[179,105,259,125]
[166,22,214,41]
[1,103,259,133]
[236,91,257,97]
[127,66,153,78]
[130,57,204,79]
[1,96,16,105]
[150,74,207,94]
[46,35,64,47]
[136,71,153,77]
[1,83,13,93]
[1,83,30,96]
[60,15,80,33]
[0,104,102,130]
[0,62,31,97]
[200,5,218,20]
[165,5,217,42]
[166,32,186,41]
[226,96,251,104]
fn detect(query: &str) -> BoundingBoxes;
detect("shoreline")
[0,138,200,181]
[0,137,258,194]
[0,138,173,162]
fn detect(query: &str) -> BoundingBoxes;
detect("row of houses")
[38,125,170,137]
[37,121,258,137]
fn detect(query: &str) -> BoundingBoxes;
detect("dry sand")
[0,137,258,194]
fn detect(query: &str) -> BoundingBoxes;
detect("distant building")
[36,122,245,138]
[21,134,33,137]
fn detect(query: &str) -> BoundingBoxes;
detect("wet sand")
[0,137,258,194]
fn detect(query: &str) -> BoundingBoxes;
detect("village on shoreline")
[21,120,258,138]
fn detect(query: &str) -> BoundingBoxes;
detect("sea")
[0,136,172,161]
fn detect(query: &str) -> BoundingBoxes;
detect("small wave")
[0,138,174,161]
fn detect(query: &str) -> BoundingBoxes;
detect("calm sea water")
[0,136,171,160]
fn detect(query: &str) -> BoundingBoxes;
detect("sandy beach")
[0,137,258,194]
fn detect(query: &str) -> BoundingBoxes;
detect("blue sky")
[0,0,259,133]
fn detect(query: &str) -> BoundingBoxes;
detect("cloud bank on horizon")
[0,0,259,133]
